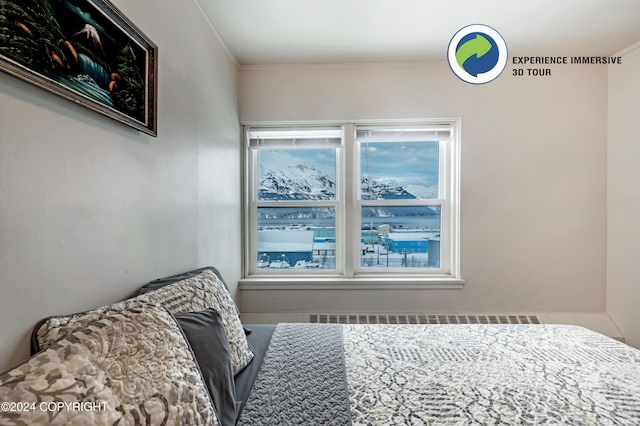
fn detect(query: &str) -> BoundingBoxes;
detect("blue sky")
[282,142,439,188]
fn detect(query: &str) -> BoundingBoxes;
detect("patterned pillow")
[133,270,254,375]
[34,270,254,375]
[34,299,145,352]
[137,267,238,312]
[0,300,219,425]
[137,266,252,335]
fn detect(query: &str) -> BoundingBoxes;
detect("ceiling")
[199,0,640,66]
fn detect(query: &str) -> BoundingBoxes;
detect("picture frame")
[0,0,158,136]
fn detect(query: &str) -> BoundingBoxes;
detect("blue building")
[384,232,440,253]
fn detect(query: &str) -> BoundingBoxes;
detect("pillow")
[1,300,219,425]
[33,270,253,375]
[134,270,254,375]
[175,309,237,426]
[138,267,233,307]
[137,266,252,335]
[33,299,146,352]
[28,267,240,354]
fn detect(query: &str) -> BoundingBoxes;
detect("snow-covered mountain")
[259,150,336,200]
[405,184,439,199]
[259,150,438,216]
[360,178,416,200]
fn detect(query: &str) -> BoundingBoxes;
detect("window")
[242,121,461,287]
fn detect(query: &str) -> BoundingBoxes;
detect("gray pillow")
[175,309,237,426]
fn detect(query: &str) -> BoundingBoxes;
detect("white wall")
[0,0,240,371]
[238,62,608,314]
[607,42,640,348]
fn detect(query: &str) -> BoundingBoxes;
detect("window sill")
[238,276,464,290]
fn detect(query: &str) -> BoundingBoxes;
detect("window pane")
[258,149,336,201]
[360,206,441,269]
[257,207,336,269]
[359,141,439,200]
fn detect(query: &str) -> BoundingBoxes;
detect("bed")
[239,323,640,425]
[1,267,639,425]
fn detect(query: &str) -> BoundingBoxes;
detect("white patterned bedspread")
[238,323,640,425]
[343,324,640,425]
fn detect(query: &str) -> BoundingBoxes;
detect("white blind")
[355,125,451,143]
[249,127,342,149]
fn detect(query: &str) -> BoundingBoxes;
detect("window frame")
[241,119,463,289]
[245,125,345,277]
[353,124,450,276]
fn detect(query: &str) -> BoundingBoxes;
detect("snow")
[405,184,439,199]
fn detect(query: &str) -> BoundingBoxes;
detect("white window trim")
[352,124,450,276]
[240,119,463,290]
[244,124,345,276]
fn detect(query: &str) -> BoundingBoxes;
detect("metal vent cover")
[309,313,540,325]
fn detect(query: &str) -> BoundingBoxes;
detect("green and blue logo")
[448,24,507,84]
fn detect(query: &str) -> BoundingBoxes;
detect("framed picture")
[0,0,157,136]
